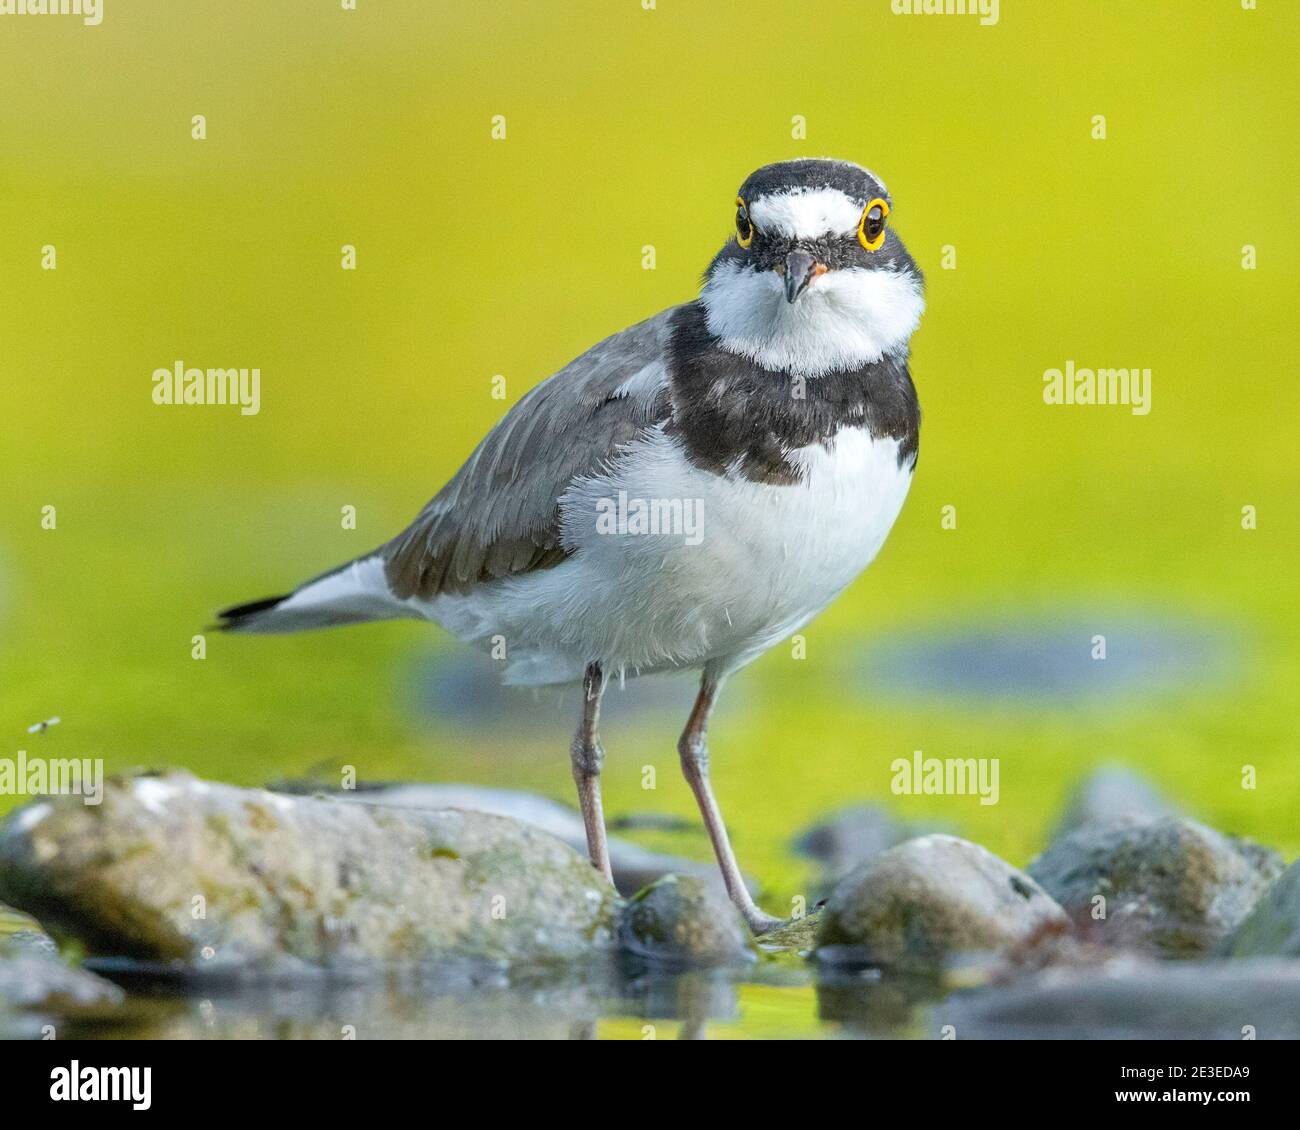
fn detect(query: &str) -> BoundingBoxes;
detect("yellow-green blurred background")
[2,0,1297,912]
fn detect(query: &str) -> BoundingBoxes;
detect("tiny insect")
[26,716,61,734]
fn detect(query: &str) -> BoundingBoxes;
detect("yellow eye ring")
[857,197,890,252]
[735,196,755,249]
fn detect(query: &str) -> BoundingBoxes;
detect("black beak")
[783,249,820,303]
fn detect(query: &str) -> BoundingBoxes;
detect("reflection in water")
[816,968,948,1039]
[28,957,955,1040]
[25,954,1283,1040]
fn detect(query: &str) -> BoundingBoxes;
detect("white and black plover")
[219,158,925,933]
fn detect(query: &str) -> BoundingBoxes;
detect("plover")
[219,158,924,933]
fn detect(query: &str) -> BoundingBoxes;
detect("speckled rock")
[1053,766,1175,836]
[0,771,620,975]
[618,875,754,967]
[815,835,1067,970]
[1227,860,1300,958]
[277,779,744,899]
[1027,817,1283,957]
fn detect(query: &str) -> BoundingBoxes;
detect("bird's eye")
[735,196,754,249]
[857,197,890,251]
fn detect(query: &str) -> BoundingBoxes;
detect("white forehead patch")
[747,188,866,240]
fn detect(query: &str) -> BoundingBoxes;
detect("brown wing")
[383,307,679,599]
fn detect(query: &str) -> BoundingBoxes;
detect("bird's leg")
[678,671,783,935]
[570,662,614,884]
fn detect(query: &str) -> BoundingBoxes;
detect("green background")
[2,0,1296,922]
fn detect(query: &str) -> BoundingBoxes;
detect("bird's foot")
[742,908,786,937]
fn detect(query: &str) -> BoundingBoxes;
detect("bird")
[218,157,924,934]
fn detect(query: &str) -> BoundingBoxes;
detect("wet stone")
[1227,860,1300,958]
[1027,817,1283,958]
[0,771,621,975]
[618,875,755,968]
[815,835,1068,971]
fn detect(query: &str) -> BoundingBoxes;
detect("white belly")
[425,425,913,685]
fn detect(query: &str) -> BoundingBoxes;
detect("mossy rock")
[0,771,621,974]
[815,835,1067,971]
[619,874,754,967]
[1028,817,1283,957]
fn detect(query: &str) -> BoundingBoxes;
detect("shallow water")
[33,959,942,1041]
[31,955,1300,1040]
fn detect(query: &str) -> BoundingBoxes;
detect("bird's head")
[700,158,925,377]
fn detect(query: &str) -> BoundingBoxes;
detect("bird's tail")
[216,554,411,634]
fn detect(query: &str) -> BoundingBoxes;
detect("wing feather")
[383,307,678,599]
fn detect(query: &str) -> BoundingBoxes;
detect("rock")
[1227,860,1300,958]
[0,935,124,1014]
[275,779,739,899]
[618,875,754,967]
[1027,817,1283,957]
[0,901,57,956]
[792,804,947,887]
[1053,766,1175,836]
[815,835,1068,970]
[986,917,1134,981]
[0,904,123,1027]
[933,958,1300,1039]
[0,771,620,975]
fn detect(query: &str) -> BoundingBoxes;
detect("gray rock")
[1054,766,1175,836]
[0,901,57,956]
[1027,817,1283,957]
[793,804,947,886]
[1227,860,1300,958]
[0,937,124,1014]
[278,780,738,899]
[0,771,620,975]
[0,905,123,1025]
[933,958,1300,1039]
[815,835,1068,970]
[618,874,754,967]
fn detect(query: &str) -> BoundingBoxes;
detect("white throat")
[700,260,924,377]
